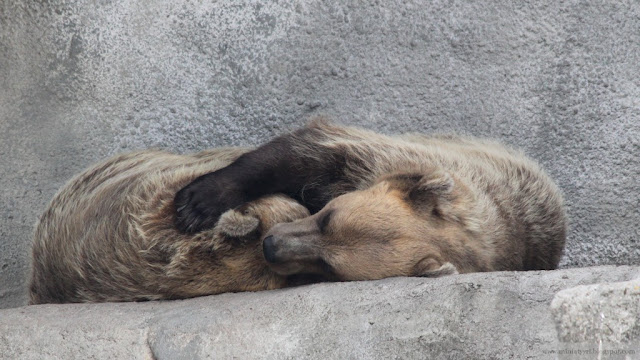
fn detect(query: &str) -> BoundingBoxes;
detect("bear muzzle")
[262,235,282,264]
[261,228,331,276]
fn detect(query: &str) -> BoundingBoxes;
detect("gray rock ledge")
[1,265,639,360]
[551,277,640,360]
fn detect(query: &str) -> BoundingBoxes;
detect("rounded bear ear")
[215,209,260,238]
[382,170,455,210]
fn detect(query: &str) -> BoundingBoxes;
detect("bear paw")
[216,209,260,238]
[174,173,248,233]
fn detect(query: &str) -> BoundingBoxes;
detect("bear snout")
[261,226,330,277]
[262,235,281,264]
[262,234,317,264]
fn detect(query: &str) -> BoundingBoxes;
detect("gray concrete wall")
[1,1,639,309]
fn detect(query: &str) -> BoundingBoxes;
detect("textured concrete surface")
[0,266,638,360]
[551,277,640,359]
[552,278,640,343]
[1,1,640,309]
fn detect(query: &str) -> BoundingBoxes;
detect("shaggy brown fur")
[30,148,309,304]
[177,120,567,280]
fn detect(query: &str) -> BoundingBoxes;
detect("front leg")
[175,122,351,233]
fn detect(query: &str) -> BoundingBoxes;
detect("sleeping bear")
[30,148,310,304]
[175,119,567,280]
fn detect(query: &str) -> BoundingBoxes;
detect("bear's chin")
[285,273,331,287]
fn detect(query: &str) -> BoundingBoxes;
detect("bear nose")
[263,235,280,263]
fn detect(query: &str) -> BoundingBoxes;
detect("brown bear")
[30,148,310,304]
[175,119,567,280]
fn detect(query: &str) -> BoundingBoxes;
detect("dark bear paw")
[174,173,247,233]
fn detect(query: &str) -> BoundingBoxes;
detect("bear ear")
[215,208,260,238]
[382,170,454,211]
[413,258,459,277]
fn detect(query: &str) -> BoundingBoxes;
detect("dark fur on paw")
[174,173,247,233]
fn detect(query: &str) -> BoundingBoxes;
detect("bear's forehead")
[330,188,412,213]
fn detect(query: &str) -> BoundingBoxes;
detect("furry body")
[30,149,309,304]
[176,120,567,278]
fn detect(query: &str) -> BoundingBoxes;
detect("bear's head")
[262,170,484,281]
